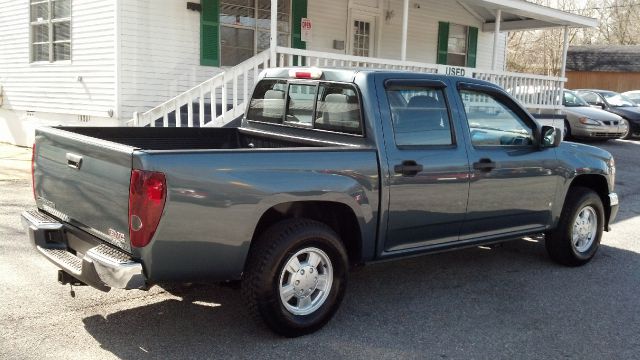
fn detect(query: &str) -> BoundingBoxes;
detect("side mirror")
[540,125,562,148]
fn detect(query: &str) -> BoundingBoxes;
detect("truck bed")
[58,127,324,150]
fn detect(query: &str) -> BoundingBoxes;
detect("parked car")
[22,69,618,337]
[562,90,627,140]
[621,90,640,105]
[575,89,640,139]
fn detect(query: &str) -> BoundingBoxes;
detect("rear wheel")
[242,219,348,337]
[545,187,604,266]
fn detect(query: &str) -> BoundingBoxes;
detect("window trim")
[384,79,458,149]
[446,23,468,66]
[246,79,366,138]
[457,82,540,149]
[219,0,291,66]
[29,0,72,64]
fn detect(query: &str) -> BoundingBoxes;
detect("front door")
[455,82,560,240]
[379,76,471,252]
[349,12,376,57]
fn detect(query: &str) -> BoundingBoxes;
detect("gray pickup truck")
[22,68,618,337]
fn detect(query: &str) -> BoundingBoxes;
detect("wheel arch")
[248,201,366,268]
[566,174,611,229]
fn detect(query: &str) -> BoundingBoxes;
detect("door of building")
[349,11,376,57]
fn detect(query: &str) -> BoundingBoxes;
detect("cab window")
[460,89,534,146]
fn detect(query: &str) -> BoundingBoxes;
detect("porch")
[130,0,597,127]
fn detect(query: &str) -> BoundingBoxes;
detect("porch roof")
[458,0,598,32]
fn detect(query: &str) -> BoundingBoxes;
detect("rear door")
[34,127,135,252]
[454,82,560,239]
[378,76,471,252]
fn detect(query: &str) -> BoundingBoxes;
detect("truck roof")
[260,67,498,88]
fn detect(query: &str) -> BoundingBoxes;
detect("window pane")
[220,3,256,27]
[31,2,49,22]
[32,43,49,61]
[448,24,467,54]
[53,21,70,41]
[285,84,316,127]
[315,83,362,135]
[447,53,465,66]
[32,23,49,43]
[247,80,287,123]
[221,26,254,65]
[53,0,71,18]
[460,90,533,146]
[53,42,70,60]
[223,0,253,6]
[387,87,452,146]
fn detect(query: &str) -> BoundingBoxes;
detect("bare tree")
[506,0,640,75]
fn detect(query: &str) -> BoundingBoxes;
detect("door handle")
[394,160,423,176]
[473,158,496,172]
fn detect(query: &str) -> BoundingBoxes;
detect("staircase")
[129,50,272,128]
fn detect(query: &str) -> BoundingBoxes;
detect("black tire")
[545,187,604,266]
[620,119,632,140]
[563,120,571,140]
[242,219,348,337]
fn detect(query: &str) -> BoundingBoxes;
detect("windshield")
[602,92,637,107]
[563,91,589,107]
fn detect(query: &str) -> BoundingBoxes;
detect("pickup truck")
[22,68,619,337]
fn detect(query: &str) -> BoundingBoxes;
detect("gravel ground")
[0,139,638,360]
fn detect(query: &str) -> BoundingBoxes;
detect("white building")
[0,0,596,146]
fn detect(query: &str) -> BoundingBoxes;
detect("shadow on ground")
[83,238,640,359]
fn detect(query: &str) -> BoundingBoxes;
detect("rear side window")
[386,86,453,146]
[315,83,362,135]
[247,80,363,136]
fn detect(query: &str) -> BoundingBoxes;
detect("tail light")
[31,144,36,200]
[129,169,167,248]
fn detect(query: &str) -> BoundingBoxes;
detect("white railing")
[473,69,565,109]
[129,49,272,127]
[275,46,439,73]
[130,46,565,127]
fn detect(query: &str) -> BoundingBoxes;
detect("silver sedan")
[563,90,627,140]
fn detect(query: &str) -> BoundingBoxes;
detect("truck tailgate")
[34,127,135,252]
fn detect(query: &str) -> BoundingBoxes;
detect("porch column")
[491,9,502,70]
[401,0,409,61]
[270,0,278,66]
[560,26,569,78]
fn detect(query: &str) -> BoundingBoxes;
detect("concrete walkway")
[0,142,31,181]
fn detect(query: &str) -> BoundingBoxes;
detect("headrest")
[407,95,440,108]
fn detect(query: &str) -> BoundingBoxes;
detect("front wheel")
[620,118,632,140]
[545,187,604,266]
[242,219,348,337]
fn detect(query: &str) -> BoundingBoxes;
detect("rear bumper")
[21,209,146,291]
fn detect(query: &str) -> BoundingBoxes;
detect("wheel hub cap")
[572,206,597,253]
[279,247,333,316]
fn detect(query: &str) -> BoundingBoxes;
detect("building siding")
[118,0,224,120]
[0,0,116,117]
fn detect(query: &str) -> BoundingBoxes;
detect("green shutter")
[291,0,307,65]
[466,26,478,68]
[201,0,219,66]
[437,22,449,65]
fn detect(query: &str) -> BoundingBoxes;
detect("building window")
[219,0,290,66]
[437,22,478,68]
[30,0,71,62]
[447,24,467,67]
